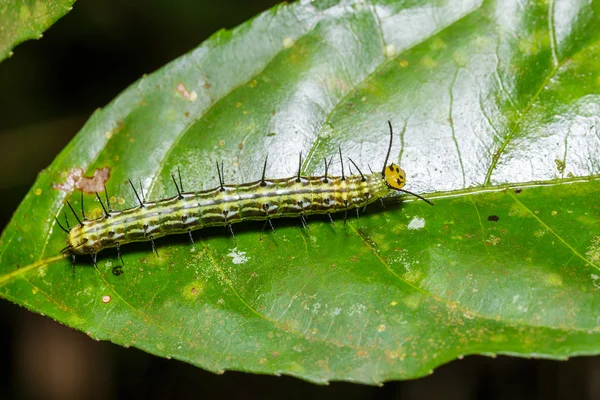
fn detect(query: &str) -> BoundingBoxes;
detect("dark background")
[1,1,599,398]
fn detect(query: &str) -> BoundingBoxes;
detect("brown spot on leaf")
[53,167,111,194]
[488,215,499,222]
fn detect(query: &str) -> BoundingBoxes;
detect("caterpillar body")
[57,122,433,262]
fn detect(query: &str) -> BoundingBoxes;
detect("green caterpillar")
[57,122,433,264]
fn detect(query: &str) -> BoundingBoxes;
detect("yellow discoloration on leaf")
[183,280,206,300]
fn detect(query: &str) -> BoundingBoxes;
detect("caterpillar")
[55,121,433,265]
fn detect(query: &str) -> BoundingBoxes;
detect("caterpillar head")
[380,121,433,205]
[383,163,406,191]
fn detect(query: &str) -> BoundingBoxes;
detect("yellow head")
[383,163,406,190]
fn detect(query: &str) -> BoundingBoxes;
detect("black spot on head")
[181,215,188,222]
[395,167,400,173]
[388,165,394,171]
[396,178,403,185]
[262,203,269,211]
[488,215,499,222]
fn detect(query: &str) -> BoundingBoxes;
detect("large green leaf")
[0,0,76,62]
[2,0,600,384]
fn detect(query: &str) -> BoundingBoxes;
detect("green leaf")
[2,0,600,384]
[0,0,76,62]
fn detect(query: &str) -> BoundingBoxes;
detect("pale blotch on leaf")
[227,248,249,265]
[420,56,437,68]
[544,272,563,287]
[377,324,386,332]
[282,37,294,48]
[591,274,600,290]
[508,202,529,217]
[403,294,422,309]
[102,295,111,304]
[486,234,501,246]
[452,49,469,67]
[287,362,305,374]
[407,216,425,230]
[430,38,446,50]
[34,188,42,196]
[517,30,550,56]
[403,269,423,284]
[32,287,39,295]
[90,207,103,219]
[384,43,396,58]
[533,229,547,238]
[585,236,600,264]
[183,280,206,300]
[490,333,507,342]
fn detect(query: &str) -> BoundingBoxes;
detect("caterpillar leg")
[150,236,158,257]
[343,200,349,227]
[227,223,237,246]
[327,213,335,225]
[116,242,123,265]
[299,214,311,232]
[188,229,195,245]
[89,253,97,268]
[264,218,278,238]
[70,254,76,277]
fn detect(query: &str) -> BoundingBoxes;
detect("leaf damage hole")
[53,167,111,194]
